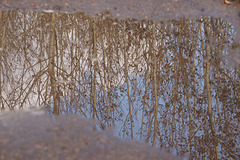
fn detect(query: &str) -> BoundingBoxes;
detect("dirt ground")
[0,0,239,29]
[0,0,239,19]
[0,111,178,160]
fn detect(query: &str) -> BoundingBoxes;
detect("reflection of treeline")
[0,10,239,159]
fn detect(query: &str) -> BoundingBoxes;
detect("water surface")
[0,8,239,160]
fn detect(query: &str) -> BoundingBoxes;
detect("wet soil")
[0,111,177,160]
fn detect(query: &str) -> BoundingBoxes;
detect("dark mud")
[0,111,177,160]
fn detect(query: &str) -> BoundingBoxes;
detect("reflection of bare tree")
[0,10,239,159]
[203,17,219,159]
[152,22,158,147]
[48,13,58,115]
[123,21,133,139]
[0,11,5,110]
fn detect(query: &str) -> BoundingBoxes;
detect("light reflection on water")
[0,10,239,159]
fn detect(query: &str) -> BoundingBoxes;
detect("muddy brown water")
[0,0,240,160]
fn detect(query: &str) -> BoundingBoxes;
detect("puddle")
[0,4,239,160]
